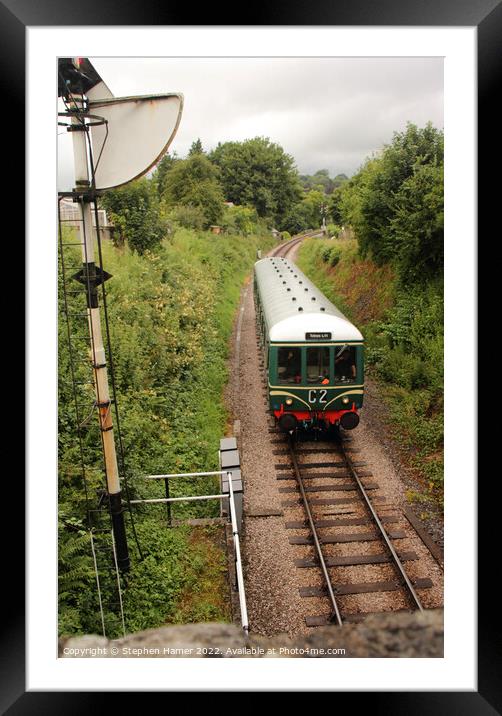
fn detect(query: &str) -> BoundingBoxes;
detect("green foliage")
[101,179,165,254]
[391,162,444,283]
[320,244,342,267]
[188,138,204,156]
[328,187,345,224]
[297,237,443,500]
[278,202,312,235]
[152,152,179,198]
[168,204,207,230]
[160,154,225,228]
[278,188,325,234]
[209,137,302,224]
[220,204,258,235]
[336,122,444,285]
[59,227,274,637]
[371,283,443,395]
[299,169,348,194]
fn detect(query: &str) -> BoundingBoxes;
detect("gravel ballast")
[224,245,444,639]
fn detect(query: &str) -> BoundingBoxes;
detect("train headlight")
[285,398,293,406]
[342,397,350,405]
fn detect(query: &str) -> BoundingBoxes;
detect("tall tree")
[279,189,325,234]
[152,152,179,198]
[188,138,204,156]
[209,137,302,225]
[337,122,444,283]
[391,161,444,283]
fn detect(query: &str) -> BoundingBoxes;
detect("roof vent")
[304,287,309,291]
[287,288,291,292]
[320,307,326,312]
[299,280,303,284]
[292,297,297,302]
[282,281,286,284]
[311,296,316,301]
[298,307,303,312]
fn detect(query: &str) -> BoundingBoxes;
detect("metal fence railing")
[129,465,248,634]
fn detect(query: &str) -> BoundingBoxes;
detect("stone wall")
[60,609,443,659]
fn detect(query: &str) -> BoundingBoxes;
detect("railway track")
[271,429,434,626]
[270,229,324,259]
[258,229,436,628]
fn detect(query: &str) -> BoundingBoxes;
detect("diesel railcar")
[254,256,364,433]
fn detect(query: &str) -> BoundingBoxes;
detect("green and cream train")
[254,256,364,433]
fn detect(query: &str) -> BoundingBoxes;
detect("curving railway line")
[270,229,323,259]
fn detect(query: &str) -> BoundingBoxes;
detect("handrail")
[130,467,249,634]
[129,494,226,504]
[226,471,249,634]
[143,470,227,480]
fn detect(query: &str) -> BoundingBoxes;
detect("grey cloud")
[80,57,443,178]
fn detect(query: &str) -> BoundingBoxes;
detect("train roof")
[254,256,363,342]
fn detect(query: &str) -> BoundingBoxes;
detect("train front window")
[334,345,357,383]
[306,347,330,384]
[277,347,301,384]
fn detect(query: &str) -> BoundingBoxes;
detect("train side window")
[306,347,330,384]
[334,346,357,383]
[277,347,301,384]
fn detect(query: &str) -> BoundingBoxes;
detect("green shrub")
[297,235,443,502]
[59,226,274,637]
[168,204,207,230]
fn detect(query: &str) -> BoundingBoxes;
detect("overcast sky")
[58,56,443,189]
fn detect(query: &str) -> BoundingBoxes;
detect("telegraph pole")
[69,102,130,572]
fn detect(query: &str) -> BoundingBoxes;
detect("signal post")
[70,106,130,572]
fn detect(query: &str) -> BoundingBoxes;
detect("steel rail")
[288,436,343,626]
[270,229,320,258]
[337,438,424,612]
[271,235,306,258]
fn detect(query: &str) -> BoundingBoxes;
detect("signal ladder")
[58,198,131,638]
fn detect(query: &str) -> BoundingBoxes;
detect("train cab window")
[334,346,357,383]
[277,347,302,384]
[306,347,330,384]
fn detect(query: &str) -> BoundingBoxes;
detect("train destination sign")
[305,332,332,340]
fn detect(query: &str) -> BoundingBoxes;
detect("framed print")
[5,0,497,708]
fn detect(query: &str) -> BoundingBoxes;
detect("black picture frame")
[8,0,495,708]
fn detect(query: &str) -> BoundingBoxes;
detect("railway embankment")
[296,238,443,541]
[58,227,274,639]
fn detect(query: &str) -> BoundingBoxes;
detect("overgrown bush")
[101,179,166,254]
[220,204,258,235]
[168,204,207,230]
[321,245,342,267]
[297,237,443,499]
[336,122,443,286]
[59,226,274,637]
